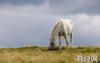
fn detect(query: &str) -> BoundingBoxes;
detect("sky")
[0,0,100,48]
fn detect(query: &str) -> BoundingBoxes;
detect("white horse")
[49,19,73,50]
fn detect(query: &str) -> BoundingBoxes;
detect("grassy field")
[0,46,100,63]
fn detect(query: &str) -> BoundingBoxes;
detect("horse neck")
[51,29,57,42]
[51,22,59,43]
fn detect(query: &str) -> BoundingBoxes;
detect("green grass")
[0,46,100,63]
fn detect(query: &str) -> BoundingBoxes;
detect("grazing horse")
[49,19,73,50]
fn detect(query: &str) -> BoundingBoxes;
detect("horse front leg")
[58,36,61,50]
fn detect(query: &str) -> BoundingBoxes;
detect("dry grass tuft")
[0,46,100,63]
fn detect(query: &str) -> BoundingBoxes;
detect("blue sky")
[0,0,100,48]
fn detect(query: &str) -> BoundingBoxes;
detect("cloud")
[0,0,100,48]
[0,0,46,6]
[0,2,52,48]
[49,0,100,15]
[71,14,100,46]
[0,0,100,15]
[72,14,100,36]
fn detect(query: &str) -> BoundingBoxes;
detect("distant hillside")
[0,46,100,63]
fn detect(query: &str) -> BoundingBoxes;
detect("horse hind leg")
[70,33,72,48]
[65,35,69,48]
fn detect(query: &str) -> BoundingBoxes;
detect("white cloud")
[0,1,100,47]
[70,14,100,46]
[72,14,100,36]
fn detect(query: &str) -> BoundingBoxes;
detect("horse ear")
[48,46,50,50]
